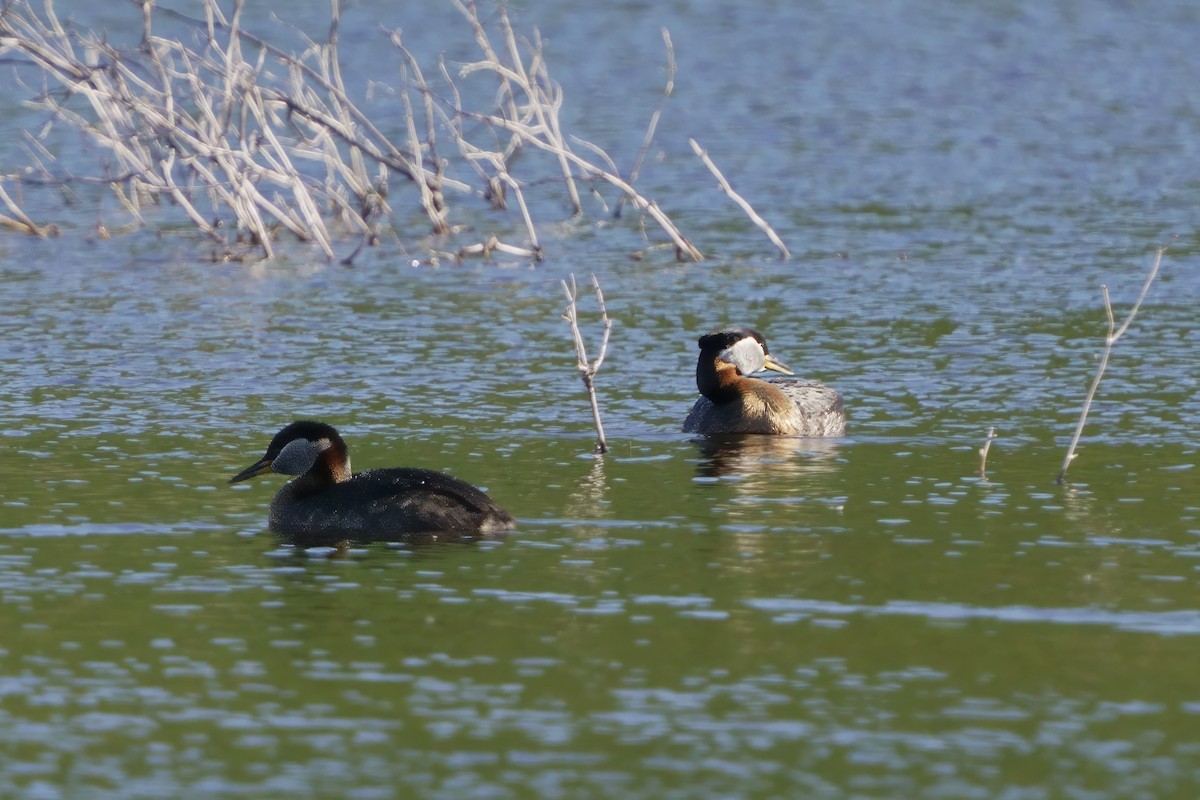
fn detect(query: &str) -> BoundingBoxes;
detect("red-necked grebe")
[230,421,515,542]
[682,327,846,436]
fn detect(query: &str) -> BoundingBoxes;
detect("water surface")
[2,0,1199,797]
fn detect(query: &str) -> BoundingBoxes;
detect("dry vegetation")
[1055,248,1165,484]
[0,0,789,263]
[560,273,612,454]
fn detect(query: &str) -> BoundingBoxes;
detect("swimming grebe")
[230,421,515,542]
[682,327,846,436]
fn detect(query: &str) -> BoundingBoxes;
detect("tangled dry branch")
[0,0,710,262]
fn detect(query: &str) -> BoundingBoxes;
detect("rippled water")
[2,0,1200,797]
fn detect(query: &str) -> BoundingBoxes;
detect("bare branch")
[447,1,701,260]
[0,0,718,263]
[561,273,612,454]
[690,137,790,259]
[615,27,674,219]
[498,173,540,257]
[0,180,57,236]
[1056,247,1165,484]
[499,10,581,216]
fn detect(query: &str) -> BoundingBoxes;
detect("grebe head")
[697,327,795,378]
[230,420,352,484]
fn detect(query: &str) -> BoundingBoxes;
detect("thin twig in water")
[615,27,674,219]
[689,137,790,259]
[497,173,540,258]
[978,426,997,477]
[1056,247,1164,484]
[561,273,612,454]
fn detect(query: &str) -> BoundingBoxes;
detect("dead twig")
[561,273,612,454]
[1056,247,1164,484]
[615,27,674,219]
[0,180,57,236]
[451,1,702,261]
[1,0,714,263]
[690,137,790,259]
[452,234,537,262]
[978,426,997,477]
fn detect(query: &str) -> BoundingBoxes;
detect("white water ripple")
[746,597,1200,636]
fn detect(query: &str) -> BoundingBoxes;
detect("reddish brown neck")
[698,358,755,404]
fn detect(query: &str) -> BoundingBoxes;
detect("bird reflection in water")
[693,434,844,483]
[690,434,845,569]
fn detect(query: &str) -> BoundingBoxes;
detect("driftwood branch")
[561,273,612,454]
[689,137,789,259]
[0,180,57,236]
[1056,247,1165,484]
[449,2,702,261]
[0,0,716,262]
